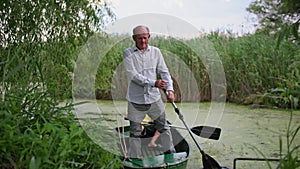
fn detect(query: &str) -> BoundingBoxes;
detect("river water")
[73,100,300,169]
[182,103,300,169]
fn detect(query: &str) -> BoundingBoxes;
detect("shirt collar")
[133,45,150,52]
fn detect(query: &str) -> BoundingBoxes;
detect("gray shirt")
[123,45,173,104]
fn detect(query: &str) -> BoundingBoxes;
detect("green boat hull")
[122,152,188,169]
[117,124,191,169]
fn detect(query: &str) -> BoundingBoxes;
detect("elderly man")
[123,25,176,159]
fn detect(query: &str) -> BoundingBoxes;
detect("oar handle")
[171,102,184,119]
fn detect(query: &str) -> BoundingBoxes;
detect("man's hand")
[155,80,166,89]
[167,90,175,102]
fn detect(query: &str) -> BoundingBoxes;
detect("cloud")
[110,0,256,35]
[161,0,184,9]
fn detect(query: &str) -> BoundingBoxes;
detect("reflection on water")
[73,100,300,169]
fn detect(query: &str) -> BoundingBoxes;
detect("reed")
[0,42,121,168]
[94,32,299,108]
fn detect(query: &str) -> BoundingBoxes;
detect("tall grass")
[94,32,299,108]
[0,42,121,168]
[204,32,298,104]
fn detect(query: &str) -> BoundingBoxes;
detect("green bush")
[0,102,121,169]
[0,42,121,169]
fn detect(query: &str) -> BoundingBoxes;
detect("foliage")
[95,36,129,99]
[247,0,300,45]
[0,1,121,168]
[0,46,122,168]
[264,83,300,109]
[208,32,300,107]
[0,0,115,46]
[0,42,76,101]
[92,32,299,108]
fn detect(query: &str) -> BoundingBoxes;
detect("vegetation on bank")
[90,32,299,109]
[2,33,299,109]
[0,42,122,168]
[1,1,122,168]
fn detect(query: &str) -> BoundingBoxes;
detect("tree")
[0,2,121,168]
[0,0,116,100]
[0,0,115,46]
[247,0,300,43]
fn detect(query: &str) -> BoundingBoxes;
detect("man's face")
[133,33,150,51]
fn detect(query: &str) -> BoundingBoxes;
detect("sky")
[106,0,257,36]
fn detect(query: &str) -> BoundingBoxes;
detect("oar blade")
[202,153,222,169]
[191,126,221,140]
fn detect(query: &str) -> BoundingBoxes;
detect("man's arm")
[155,48,175,102]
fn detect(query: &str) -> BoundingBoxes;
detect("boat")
[116,100,223,169]
[116,122,191,169]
